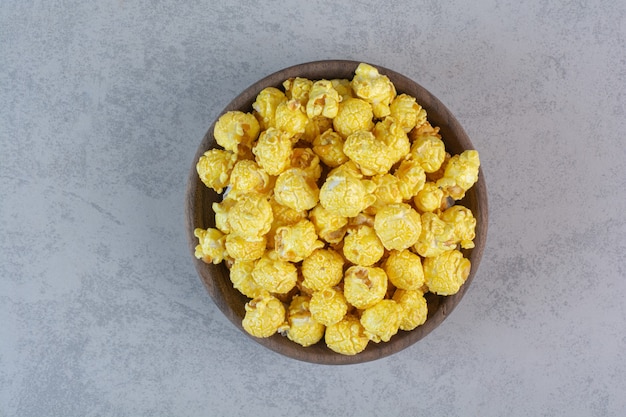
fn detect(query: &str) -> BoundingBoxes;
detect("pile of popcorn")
[194,63,480,355]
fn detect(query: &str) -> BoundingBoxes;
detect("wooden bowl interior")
[185,60,488,365]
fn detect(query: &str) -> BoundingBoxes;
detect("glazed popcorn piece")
[413,212,457,258]
[242,291,287,338]
[228,159,273,199]
[373,203,422,251]
[230,260,264,299]
[343,130,394,176]
[227,193,273,239]
[351,62,397,118]
[423,249,471,296]
[413,182,445,213]
[394,159,426,201]
[312,129,348,168]
[214,111,260,155]
[308,204,348,244]
[325,314,369,355]
[273,168,320,212]
[392,289,428,331]
[372,116,410,165]
[289,147,322,181]
[389,93,427,133]
[383,249,425,290]
[274,219,324,263]
[342,225,385,267]
[251,250,298,294]
[196,149,237,193]
[309,287,349,326]
[225,233,266,261]
[212,197,235,233]
[409,129,447,173]
[193,227,226,264]
[360,299,402,343]
[283,77,313,105]
[440,205,477,249]
[343,266,388,310]
[252,87,287,130]
[436,150,480,200]
[252,127,293,176]
[301,248,344,291]
[319,167,376,218]
[284,295,325,347]
[332,97,375,138]
[306,79,341,119]
[275,99,309,140]
[330,78,354,101]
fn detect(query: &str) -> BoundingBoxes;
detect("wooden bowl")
[185,60,488,364]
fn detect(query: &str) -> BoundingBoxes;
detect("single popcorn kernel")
[275,99,309,140]
[228,159,273,198]
[392,289,428,331]
[440,205,477,249]
[409,132,446,173]
[309,287,349,326]
[394,159,426,201]
[413,182,445,213]
[344,266,388,310]
[290,147,322,180]
[436,150,480,200]
[230,260,264,299]
[196,149,237,193]
[423,249,471,296]
[283,77,313,105]
[414,211,457,258]
[251,251,298,294]
[372,116,410,166]
[331,78,354,101]
[373,203,422,251]
[274,219,324,263]
[389,93,427,133]
[369,173,403,213]
[306,79,341,119]
[285,295,325,347]
[193,228,226,264]
[242,292,287,338]
[309,204,348,244]
[325,314,369,355]
[228,193,273,239]
[212,197,236,234]
[214,111,260,155]
[343,130,394,176]
[351,62,397,118]
[333,97,374,139]
[273,168,320,212]
[383,249,425,290]
[312,129,348,168]
[319,168,376,218]
[252,127,293,176]
[343,225,385,267]
[360,299,402,343]
[252,86,287,130]
[225,233,266,261]
[301,248,344,291]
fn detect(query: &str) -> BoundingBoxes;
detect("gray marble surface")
[2,1,625,416]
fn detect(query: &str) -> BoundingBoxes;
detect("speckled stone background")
[2,1,625,416]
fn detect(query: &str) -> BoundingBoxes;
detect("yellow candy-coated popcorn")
[325,314,369,355]
[413,212,457,258]
[389,93,427,133]
[283,77,313,105]
[252,127,293,176]
[343,266,388,309]
[306,79,341,119]
[413,182,445,213]
[309,287,348,326]
[441,205,476,249]
[274,219,324,262]
[312,129,348,168]
[436,150,480,200]
[214,111,260,155]
[273,168,320,212]
[343,130,394,176]
[193,227,226,264]
[423,249,471,296]
[372,117,410,165]
[225,233,266,261]
[319,168,376,218]
[343,225,385,267]
[409,132,446,173]
[394,159,426,201]
[196,149,237,193]
[228,193,273,239]
[383,249,425,290]
[331,78,354,101]
[290,147,322,180]
[373,203,422,251]
[368,174,403,213]
[252,87,287,130]
[230,260,264,298]
[360,299,402,343]
[332,98,374,139]
[285,295,325,347]
[266,196,308,249]
[212,197,236,234]
[308,204,348,244]
[392,289,428,331]
[251,250,298,294]
[228,159,273,199]
[301,248,344,291]
[242,292,287,338]
[351,62,397,118]
[301,116,334,144]
[275,99,309,140]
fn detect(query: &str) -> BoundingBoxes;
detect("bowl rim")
[185,59,488,365]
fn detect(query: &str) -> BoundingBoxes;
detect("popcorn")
[242,291,287,338]
[196,149,237,193]
[373,203,422,251]
[423,249,471,295]
[194,63,482,354]
[309,287,349,326]
[214,111,260,156]
[325,314,369,355]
